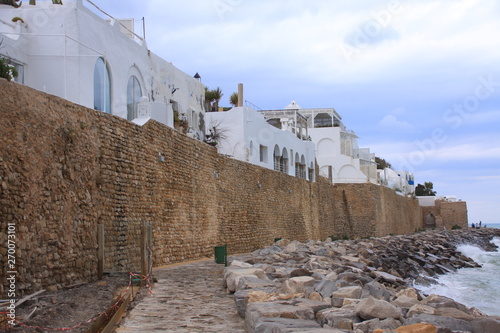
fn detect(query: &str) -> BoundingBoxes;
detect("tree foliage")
[415,182,437,196]
[0,0,21,8]
[229,92,238,107]
[375,156,392,170]
[204,86,223,111]
[0,58,18,81]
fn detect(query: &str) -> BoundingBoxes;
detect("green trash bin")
[214,244,227,266]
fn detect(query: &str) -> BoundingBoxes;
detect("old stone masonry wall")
[0,80,424,294]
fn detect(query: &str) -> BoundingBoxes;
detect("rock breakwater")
[224,229,500,332]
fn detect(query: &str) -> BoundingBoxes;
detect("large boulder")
[405,314,472,332]
[355,297,403,321]
[391,295,419,308]
[407,303,435,318]
[362,280,392,301]
[372,270,405,284]
[229,259,253,268]
[316,308,361,330]
[245,301,315,332]
[420,294,471,314]
[253,317,320,333]
[224,267,267,292]
[471,317,500,333]
[281,276,316,294]
[434,307,475,321]
[373,323,437,333]
[236,276,275,291]
[314,278,337,298]
[292,298,331,316]
[354,318,380,333]
[331,286,362,307]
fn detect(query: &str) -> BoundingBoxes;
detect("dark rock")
[290,268,313,277]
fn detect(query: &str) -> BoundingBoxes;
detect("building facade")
[0,0,205,138]
[260,101,377,184]
[204,106,316,181]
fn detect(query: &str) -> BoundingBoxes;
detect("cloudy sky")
[85,0,500,225]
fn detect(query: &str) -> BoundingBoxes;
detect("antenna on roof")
[142,17,146,40]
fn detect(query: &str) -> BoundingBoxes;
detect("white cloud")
[88,0,500,226]
[376,115,416,133]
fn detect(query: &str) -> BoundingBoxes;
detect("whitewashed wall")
[0,0,205,137]
[205,107,316,180]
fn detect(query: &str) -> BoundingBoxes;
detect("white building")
[0,0,205,138]
[378,168,415,196]
[260,101,377,184]
[204,106,316,181]
[417,195,458,207]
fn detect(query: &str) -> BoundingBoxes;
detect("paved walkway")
[115,258,246,333]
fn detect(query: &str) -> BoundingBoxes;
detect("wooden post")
[98,224,104,280]
[146,224,152,275]
[141,221,147,282]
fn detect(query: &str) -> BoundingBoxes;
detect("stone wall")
[1,80,428,294]
[421,200,468,230]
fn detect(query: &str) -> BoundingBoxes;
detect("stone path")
[115,258,246,333]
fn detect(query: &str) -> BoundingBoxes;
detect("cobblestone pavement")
[115,258,246,333]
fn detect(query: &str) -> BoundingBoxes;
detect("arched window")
[273,145,281,171]
[93,57,111,114]
[281,148,289,174]
[127,75,142,120]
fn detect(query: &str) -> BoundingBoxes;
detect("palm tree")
[204,87,216,112]
[229,92,238,107]
[0,0,21,7]
[212,87,223,111]
[415,182,437,196]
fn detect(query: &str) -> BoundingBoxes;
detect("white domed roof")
[285,100,301,109]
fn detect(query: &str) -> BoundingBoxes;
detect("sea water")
[414,236,500,316]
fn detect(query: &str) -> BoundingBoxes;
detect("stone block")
[314,278,337,298]
[245,301,315,332]
[253,317,320,333]
[391,295,419,308]
[236,276,275,292]
[471,317,500,333]
[407,303,435,318]
[374,323,437,333]
[404,314,472,332]
[317,308,361,329]
[355,297,403,321]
